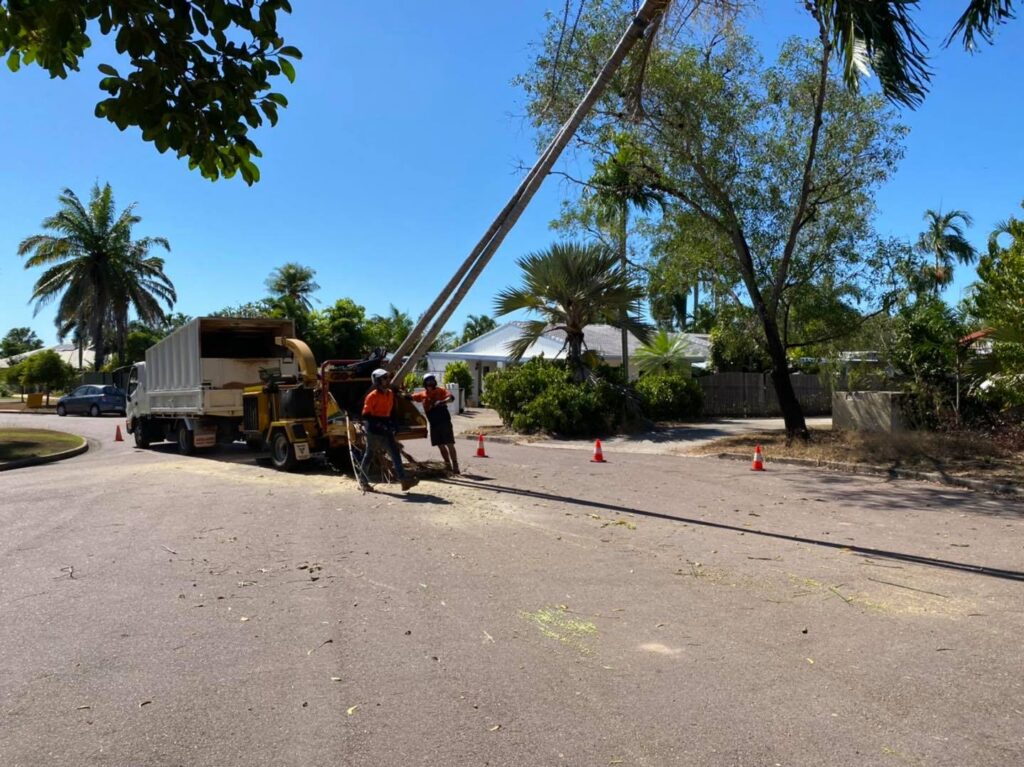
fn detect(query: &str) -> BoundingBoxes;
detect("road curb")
[0,435,89,472]
[714,451,1024,497]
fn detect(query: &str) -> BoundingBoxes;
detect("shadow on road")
[444,477,1024,583]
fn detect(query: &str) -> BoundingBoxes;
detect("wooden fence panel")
[698,372,830,417]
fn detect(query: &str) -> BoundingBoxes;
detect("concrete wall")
[832,391,908,432]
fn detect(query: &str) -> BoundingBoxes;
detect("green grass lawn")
[0,428,85,464]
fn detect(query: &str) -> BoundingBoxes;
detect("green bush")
[634,372,703,421]
[443,361,473,397]
[483,358,621,435]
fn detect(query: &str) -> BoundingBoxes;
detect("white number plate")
[294,442,311,460]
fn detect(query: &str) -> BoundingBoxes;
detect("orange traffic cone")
[475,434,488,458]
[591,439,607,463]
[751,444,765,471]
[115,424,124,442]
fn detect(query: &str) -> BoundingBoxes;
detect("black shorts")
[426,406,454,447]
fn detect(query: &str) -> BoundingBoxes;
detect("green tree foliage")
[889,296,965,426]
[522,9,908,437]
[0,0,300,183]
[306,298,367,362]
[442,360,473,398]
[916,209,977,292]
[634,372,703,421]
[123,326,163,365]
[1,327,43,359]
[265,262,319,313]
[483,358,621,435]
[709,305,772,373]
[19,183,175,371]
[459,314,497,345]
[969,205,1024,406]
[364,305,413,353]
[20,349,74,404]
[494,241,650,380]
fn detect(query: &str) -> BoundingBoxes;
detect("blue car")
[56,385,127,417]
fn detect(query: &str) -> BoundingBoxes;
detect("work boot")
[358,479,373,493]
[451,462,461,475]
[400,477,419,492]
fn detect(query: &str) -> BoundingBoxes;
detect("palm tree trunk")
[619,203,630,382]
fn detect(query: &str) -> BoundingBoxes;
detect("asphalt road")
[2,413,1023,766]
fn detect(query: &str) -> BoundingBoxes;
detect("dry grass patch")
[688,428,1024,486]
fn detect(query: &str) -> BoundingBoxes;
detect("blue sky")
[1,2,1021,347]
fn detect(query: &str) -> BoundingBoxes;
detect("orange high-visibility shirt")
[362,388,394,418]
[410,387,451,411]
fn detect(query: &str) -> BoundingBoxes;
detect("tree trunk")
[619,204,630,382]
[692,280,699,329]
[761,313,808,440]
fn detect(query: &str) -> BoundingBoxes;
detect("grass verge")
[687,428,1024,487]
[0,428,85,464]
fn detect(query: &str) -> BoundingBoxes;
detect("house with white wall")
[425,322,710,405]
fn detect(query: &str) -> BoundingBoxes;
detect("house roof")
[429,322,711,363]
[1,343,95,369]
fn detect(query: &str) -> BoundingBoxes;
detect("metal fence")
[697,372,831,417]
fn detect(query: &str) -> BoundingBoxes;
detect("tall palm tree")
[265,262,320,313]
[494,241,650,379]
[18,183,172,370]
[460,314,498,344]
[916,209,978,292]
[109,240,176,362]
[589,136,662,380]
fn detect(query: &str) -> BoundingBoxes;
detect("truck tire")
[177,426,196,456]
[270,431,297,472]
[133,419,151,449]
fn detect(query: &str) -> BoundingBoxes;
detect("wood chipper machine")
[242,336,427,471]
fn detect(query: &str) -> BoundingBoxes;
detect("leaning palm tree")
[916,209,978,292]
[265,262,320,313]
[18,183,171,370]
[494,241,651,380]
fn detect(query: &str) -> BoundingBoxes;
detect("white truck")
[126,317,298,453]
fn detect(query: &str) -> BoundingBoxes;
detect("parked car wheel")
[89,404,101,417]
[177,426,196,456]
[270,431,297,472]
[56,404,66,417]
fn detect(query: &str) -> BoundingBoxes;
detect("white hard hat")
[423,373,437,385]
[371,368,390,383]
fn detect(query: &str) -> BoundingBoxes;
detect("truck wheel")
[133,420,151,449]
[270,431,297,472]
[177,426,196,456]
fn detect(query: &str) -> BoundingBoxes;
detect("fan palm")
[265,262,320,313]
[494,241,651,379]
[18,183,173,370]
[916,209,978,292]
[634,330,692,375]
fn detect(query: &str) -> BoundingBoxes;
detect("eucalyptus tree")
[19,183,173,370]
[494,241,650,380]
[522,6,908,438]
[916,209,977,292]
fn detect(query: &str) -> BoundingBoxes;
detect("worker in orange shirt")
[360,368,418,492]
[410,373,459,474]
